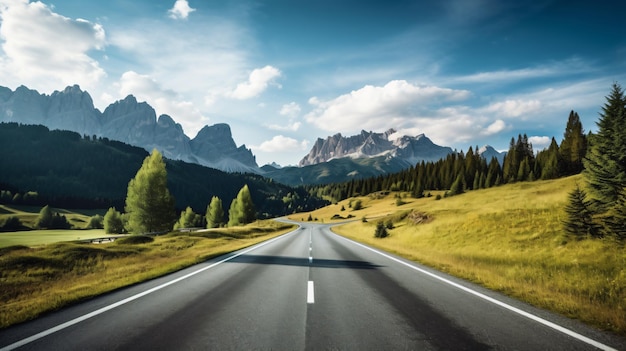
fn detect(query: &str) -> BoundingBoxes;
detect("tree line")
[0,122,327,220]
[563,83,626,241]
[102,150,258,234]
[307,109,588,202]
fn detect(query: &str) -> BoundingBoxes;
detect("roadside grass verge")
[0,229,111,248]
[294,175,626,336]
[0,220,296,329]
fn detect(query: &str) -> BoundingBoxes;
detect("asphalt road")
[1,221,625,350]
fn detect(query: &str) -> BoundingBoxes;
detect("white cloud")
[453,58,591,84]
[119,71,208,132]
[484,119,507,135]
[230,65,282,100]
[305,80,470,133]
[484,99,542,118]
[252,135,309,153]
[529,136,551,151]
[268,121,301,132]
[279,102,301,117]
[0,0,106,92]
[168,0,196,20]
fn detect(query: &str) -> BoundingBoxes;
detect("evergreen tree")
[206,196,225,228]
[538,138,561,180]
[560,110,587,175]
[104,207,125,234]
[562,184,599,238]
[175,206,203,229]
[448,174,465,196]
[125,149,176,234]
[603,188,626,240]
[584,83,626,212]
[374,221,389,238]
[517,157,531,182]
[228,184,256,227]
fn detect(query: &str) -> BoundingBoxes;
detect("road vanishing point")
[1,221,625,350]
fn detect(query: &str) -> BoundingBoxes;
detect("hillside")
[262,156,411,186]
[291,175,626,335]
[0,123,326,216]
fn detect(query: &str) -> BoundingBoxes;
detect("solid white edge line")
[333,234,618,351]
[307,281,315,304]
[0,230,300,351]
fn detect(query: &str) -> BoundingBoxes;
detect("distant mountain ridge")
[0,85,258,173]
[0,84,506,183]
[300,129,454,167]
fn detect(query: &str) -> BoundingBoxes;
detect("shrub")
[374,221,388,238]
[352,199,363,211]
[0,216,23,231]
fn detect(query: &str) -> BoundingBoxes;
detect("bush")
[374,221,388,238]
[352,199,363,211]
[85,215,104,229]
[0,216,23,231]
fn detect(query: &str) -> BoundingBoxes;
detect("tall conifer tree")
[125,149,176,234]
[206,196,225,228]
[584,83,626,212]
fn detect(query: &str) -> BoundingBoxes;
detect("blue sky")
[0,0,624,166]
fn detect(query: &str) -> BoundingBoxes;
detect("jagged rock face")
[299,129,453,166]
[190,123,258,172]
[47,85,101,135]
[101,95,158,147]
[0,85,260,174]
[0,85,50,126]
[153,114,192,161]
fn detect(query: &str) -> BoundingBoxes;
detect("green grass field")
[290,174,626,336]
[0,229,113,247]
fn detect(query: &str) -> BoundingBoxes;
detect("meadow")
[0,221,295,328]
[290,175,626,335]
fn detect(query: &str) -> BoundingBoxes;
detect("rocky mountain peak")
[299,129,453,167]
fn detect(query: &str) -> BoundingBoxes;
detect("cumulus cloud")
[230,65,282,100]
[253,135,309,153]
[168,0,196,20]
[484,99,542,118]
[0,0,106,92]
[529,136,551,151]
[484,119,507,135]
[267,102,302,131]
[305,80,470,134]
[119,71,208,132]
[279,102,301,117]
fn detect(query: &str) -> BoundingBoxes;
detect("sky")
[0,0,624,166]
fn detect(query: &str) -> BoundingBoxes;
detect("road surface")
[1,221,624,350]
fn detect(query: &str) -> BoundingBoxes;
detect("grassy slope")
[290,175,626,335]
[0,206,110,248]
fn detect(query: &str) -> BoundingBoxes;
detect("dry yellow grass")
[294,175,626,335]
[0,221,295,328]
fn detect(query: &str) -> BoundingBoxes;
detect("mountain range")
[0,84,505,184]
[0,85,258,173]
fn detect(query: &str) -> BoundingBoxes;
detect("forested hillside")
[0,123,326,216]
[309,110,588,202]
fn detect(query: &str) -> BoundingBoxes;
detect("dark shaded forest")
[0,123,327,217]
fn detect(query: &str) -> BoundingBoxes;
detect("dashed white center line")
[307,281,315,304]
